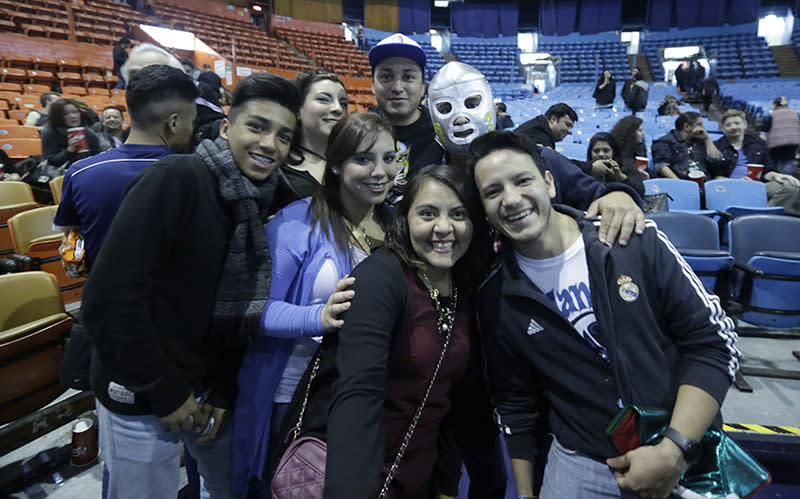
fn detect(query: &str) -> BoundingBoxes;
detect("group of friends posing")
[56,33,741,499]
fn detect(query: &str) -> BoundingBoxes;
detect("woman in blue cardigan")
[232,112,399,496]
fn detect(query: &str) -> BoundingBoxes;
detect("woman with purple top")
[231,112,399,496]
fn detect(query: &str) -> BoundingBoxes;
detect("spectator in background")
[674,60,692,93]
[622,72,648,115]
[620,67,639,107]
[657,94,681,116]
[192,71,226,148]
[120,43,183,89]
[41,98,102,167]
[53,65,198,270]
[700,75,719,114]
[96,106,126,150]
[692,61,706,95]
[113,37,132,88]
[592,69,615,109]
[357,23,366,50]
[202,63,212,72]
[710,109,800,216]
[24,91,60,130]
[763,96,800,171]
[610,115,648,194]
[495,102,515,130]
[178,57,196,79]
[515,102,577,149]
[652,111,721,180]
[586,129,645,196]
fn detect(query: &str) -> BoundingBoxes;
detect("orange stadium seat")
[62,86,88,97]
[0,91,23,107]
[57,59,82,73]
[33,56,59,73]
[57,72,83,87]
[87,87,110,97]
[0,126,40,139]
[23,84,51,95]
[83,73,106,89]
[28,70,55,85]
[6,109,27,124]
[0,181,38,256]
[1,68,28,84]
[0,138,42,159]
[3,55,35,70]
[0,83,22,93]
[16,95,40,111]
[0,118,18,126]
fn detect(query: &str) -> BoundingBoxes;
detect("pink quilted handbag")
[271,435,326,499]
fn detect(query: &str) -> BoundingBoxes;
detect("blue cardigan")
[232,197,353,494]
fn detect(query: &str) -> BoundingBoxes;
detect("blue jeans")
[540,436,640,498]
[96,400,241,499]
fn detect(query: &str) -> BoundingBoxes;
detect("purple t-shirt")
[730,149,749,179]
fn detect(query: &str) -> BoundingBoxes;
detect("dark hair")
[675,111,701,131]
[544,103,578,123]
[634,72,644,81]
[495,102,507,112]
[178,57,193,67]
[309,112,395,255]
[197,71,222,107]
[228,73,301,123]
[586,132,620,162]
[125,65,198,127]
[120,36,131,45]
[101,105,122,116]
[39,91,59,107]
[597,70,613,85]
[609,116,642,161]
[385,164,492,293]
[467,130,547,177]
[47,98,83,129]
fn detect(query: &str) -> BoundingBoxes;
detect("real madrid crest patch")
[617,274,639,302]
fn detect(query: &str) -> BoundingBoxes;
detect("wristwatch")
[662,427,702,464]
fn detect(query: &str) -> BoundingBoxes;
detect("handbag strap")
[287,349,321,442]
[378,281,458,499]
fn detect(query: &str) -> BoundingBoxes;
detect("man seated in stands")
[709,109,800,216]
[469,130,739,499]
[23,91,59,130]
[514,102,577,149]
[54,66,197,271]
[80,73,301,498]
[495,101,515,129]
[652,112,722,180]
[95,105,126,150]
[120,43,184,89]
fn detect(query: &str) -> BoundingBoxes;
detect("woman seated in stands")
[592,69,616,109]
[610,115,649,192]
[40,98,101,167]
[281,70,349,198]
[290,163,496,498]
[232,112,397,496]
[657,94,681,116]
[586,130,645,196]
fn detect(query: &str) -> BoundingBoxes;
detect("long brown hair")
[308,112,395,255]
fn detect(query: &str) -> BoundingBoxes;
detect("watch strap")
[662,426,701,463]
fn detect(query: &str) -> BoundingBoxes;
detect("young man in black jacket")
[81,73,301,499]
[469,131,740,499]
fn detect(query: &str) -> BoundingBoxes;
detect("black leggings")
[769,145,798,165]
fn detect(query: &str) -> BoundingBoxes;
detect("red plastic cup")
[67,127,89,153]
[746,163,763,181]
[635,156,649,173]
[70,417,99,467]
[688,169,705,192]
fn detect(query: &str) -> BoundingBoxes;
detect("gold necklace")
[345,219,374,254]
[417,269,457,335]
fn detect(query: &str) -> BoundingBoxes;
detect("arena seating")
[538,38,630,84]
[451,38,524,84]
[642,27,779,82]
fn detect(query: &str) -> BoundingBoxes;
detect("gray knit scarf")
[196,137,274,346]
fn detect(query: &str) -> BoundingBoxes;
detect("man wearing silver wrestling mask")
[428,61,495,157]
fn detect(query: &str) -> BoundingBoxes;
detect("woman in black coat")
[40,98,101,166]
[592,70,616,108]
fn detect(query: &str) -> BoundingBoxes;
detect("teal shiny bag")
[606,405,772,498]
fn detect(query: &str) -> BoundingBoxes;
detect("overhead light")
[434,0,449,7]
[252,4,262,11]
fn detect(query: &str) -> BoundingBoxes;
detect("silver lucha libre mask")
[428,62,495,155]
